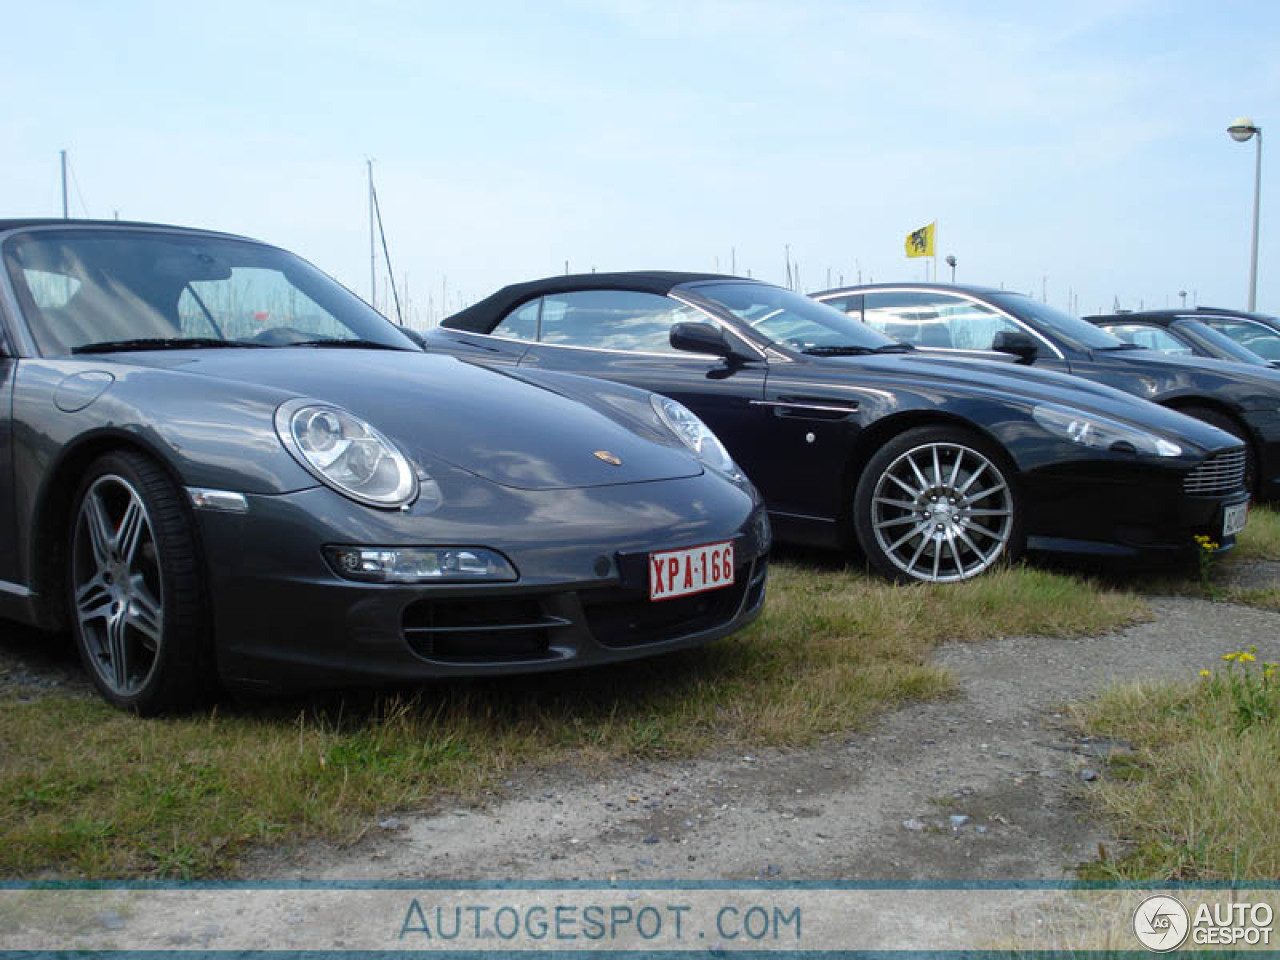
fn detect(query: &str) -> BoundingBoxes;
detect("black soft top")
[444,271,746,332]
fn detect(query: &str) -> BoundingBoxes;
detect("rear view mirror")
[992,329,1038,364]
[670,322,740,360]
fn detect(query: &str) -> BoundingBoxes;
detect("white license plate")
[649,541,735,602]
[1224,502,1249,537]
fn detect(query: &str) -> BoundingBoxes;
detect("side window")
[179,267,347,340]
[862,291,1019,350]
[818,294,862,318]
[491,299,539,340]
[1104,323,1192,355]
[537,290,703,354]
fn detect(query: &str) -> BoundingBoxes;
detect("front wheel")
[68,451,213,714]
[853,426,1024,583]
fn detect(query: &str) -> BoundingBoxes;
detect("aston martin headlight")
[1032,403,1182,458]
[275,400,418,507]
[324,546,516,583]
[650,394,741,477]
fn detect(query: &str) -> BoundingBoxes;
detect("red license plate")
[649,541,735,602]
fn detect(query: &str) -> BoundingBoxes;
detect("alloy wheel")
[71,474,165,696]
[870,441,1014,582]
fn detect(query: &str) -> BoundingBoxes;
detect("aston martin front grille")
[1183,449,1248,495]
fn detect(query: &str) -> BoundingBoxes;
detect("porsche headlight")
[275,400,419,507]
[650,394,741,477]
[1033,403,1182,458]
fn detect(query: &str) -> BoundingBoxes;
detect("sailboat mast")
[367,159,377,310]
[60,150,69,219]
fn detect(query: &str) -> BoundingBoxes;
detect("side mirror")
[397,325,427,350]
[670,322,743,361]
[992,329,1038,364]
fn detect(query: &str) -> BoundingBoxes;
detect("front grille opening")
[402,597,563,662]
[582,559,755,649]
[1184,448,1248,495]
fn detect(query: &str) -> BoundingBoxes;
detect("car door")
[428,299,540,368]
[515,289,771,489]
[857,290,1073,374]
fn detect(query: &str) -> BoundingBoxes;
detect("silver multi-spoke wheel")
[865,438,1016,583]
[72,474,165,697]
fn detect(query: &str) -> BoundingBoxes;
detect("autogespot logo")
[1133,895,1190,952]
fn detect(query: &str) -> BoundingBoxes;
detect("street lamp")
[945,254,957,282]
[1227,116,1263,311]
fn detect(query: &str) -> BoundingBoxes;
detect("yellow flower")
[1223,652,1239,662]
[1199,669,1211,677]
[1240,652,1257,662]
[1265,668,1276,679]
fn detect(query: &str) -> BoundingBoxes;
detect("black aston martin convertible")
[425,272,1250,583]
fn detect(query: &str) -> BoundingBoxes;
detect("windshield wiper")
[1098,343,1145,351]
[801,343,914,356]
[288,338,406,351]
[72,337,257,354]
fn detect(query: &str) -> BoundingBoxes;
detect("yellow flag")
[905,222,935,258]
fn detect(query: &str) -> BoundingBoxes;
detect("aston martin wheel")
[854,426,1023,583]
[69,451,211,714]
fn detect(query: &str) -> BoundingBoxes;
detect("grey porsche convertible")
[0,220,769,713]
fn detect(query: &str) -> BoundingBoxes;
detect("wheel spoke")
[967,482,1007,504]
[906,534,931,573]
[115,498,146,566]
[947,534,966,573]
[875,514,919,530]
[107,613,130,692]
[886,520,930,554]
[967,507,1012,517]
[958,462,987,494]
[874,496,918,512]
[949,448,964,486]
[967,521,1003,540]
[75,577,114,623]
[83,493,114,570]
[885,471,922,499]
[956,528,991,564]
[931,540,942,579]
[905,454,930,491]
[931,445,943,488]
[126,583,163,649]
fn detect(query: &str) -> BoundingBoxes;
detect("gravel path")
[246,586,1280,881]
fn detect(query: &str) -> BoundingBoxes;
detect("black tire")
[853,425,1025,583]
[1178,406,1256,495]
[67,450,213,714]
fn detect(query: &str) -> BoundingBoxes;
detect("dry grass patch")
[0,560,1144,878]
[1073,654,1280,880]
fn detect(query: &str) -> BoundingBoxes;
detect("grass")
[1073,651,1280,881]
[1227,504,1280,564]
[0,560,1144,879]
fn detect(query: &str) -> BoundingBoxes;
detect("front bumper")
[1021,459,1249,564]
[193,474,770,690]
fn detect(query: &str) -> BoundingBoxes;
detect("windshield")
[1176,319,1274,367]
[2,229,415,356]
[989,293,1123,351]
[688,281,895,351]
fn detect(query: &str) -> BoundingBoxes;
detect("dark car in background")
[0,223,769,713]
[814,283,1280,498]
[425,272,1249,584]
[1086,310,1279,369]
[1163,307,1280,363]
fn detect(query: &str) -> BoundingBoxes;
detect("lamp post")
[945,254,956,282]
[1228,116,1263,311]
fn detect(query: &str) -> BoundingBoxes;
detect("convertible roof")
[0,218,251,240]
[444,271,745,332]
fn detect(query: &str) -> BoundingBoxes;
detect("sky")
[1,0,1276,324]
